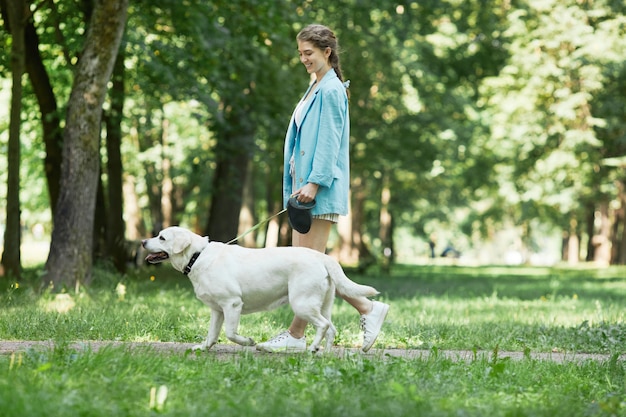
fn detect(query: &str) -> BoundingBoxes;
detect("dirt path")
[0,340,623,363]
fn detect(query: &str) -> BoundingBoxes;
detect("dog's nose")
[141,239,147,247]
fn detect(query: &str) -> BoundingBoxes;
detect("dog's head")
[142,227,192,264]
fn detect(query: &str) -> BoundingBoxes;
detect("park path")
[0,340,623,363]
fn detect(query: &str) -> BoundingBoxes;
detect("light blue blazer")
[283,69,350,216]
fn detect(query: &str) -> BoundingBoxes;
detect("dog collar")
[183,252,201,276]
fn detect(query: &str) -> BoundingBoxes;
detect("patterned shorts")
[313,213,339,223]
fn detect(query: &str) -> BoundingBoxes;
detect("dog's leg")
[306,315,331,352]
[303,284,337,352]
[193,310,224,351]
[222,300,255,346]
[290,277,334,352]
[322,285,337,351]
[292,300,331,352]
[324,322,337,352]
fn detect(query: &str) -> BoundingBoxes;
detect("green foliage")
[2,0,626,264]
[119,0,305,230]
[480,0,626,230]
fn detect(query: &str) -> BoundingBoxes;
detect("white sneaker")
[360,301,389,352]
[256,331,307,353]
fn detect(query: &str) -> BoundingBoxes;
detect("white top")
[294,80,318,127]
[294,95,309,127]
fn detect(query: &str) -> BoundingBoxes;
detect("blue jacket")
[283,69,350,216]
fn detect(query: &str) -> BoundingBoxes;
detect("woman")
[256,24,389,353]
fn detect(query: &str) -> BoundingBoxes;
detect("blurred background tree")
[0,0,625,288]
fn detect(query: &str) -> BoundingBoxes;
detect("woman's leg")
[293,219,386,353]
[287,218,333,338]
[291,217,332,251]
[258,218,387,352]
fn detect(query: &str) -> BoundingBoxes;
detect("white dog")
[142,226,379,352]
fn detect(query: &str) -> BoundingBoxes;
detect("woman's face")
[297,40,331,76]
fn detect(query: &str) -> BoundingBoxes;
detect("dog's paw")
[191,343,207,351]
[242,338,255,346]
[308,346,321,354]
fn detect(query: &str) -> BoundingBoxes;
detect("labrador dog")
[142,226,379,352]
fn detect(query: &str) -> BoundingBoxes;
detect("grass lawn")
[0,263,624,416]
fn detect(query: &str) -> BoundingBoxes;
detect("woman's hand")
[293,183,319,203]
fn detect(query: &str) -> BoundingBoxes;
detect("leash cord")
[225,208,287,245]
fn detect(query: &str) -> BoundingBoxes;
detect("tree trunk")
[135,107,164,235]
[160,119,173,228]
[335,210,355,262]
[612,179,626,265]
[1,0,26,280]
[204,130,252,242]
[263,162,287,248]
[238,161,257,247]
[337,176,374,269]
[379,174,394,271]
[104,49,127,272]
[563,216,580,265]
[94,173,107,260]
[592,201,612,266]
[264,212,282,248]
[44,0,128,291]
[585,202,595,262]
[23,10,63,213]
[123,175,144,241]
[333,180,359,264]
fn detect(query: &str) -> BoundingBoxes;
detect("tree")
[301,0,509,265]
[0,0,27,279]
[44,0,128,290]
[102,48,127,272]
[481,0,626,264]
[118,0,301,244]
[23,2,64,216]
[199,0,302,242]
[2,0,625,271]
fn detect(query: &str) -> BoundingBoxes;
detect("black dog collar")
[183,252,201,276]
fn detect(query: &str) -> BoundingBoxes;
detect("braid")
[329,52,344,82]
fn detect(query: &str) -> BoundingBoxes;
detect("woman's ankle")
[288,328,306,339]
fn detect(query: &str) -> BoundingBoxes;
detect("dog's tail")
[323,256,379,298]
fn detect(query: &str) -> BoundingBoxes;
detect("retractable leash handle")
[287,196,316,234]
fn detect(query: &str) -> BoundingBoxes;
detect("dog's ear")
[171,232,192,254]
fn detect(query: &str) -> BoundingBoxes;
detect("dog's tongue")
[145,252,169,264]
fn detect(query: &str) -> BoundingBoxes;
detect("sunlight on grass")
[40,294,76,313]
[1,264,625,416]
[2,264,624,354]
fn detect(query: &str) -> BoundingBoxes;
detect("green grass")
[0,345,624,417]
[0,263,625,416]
[2,263,625,353]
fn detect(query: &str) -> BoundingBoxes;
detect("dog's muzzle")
[145,252,169,264]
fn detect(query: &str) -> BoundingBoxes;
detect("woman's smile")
[298,40,331,80]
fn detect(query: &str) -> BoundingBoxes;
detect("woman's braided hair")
[297,24,345,84]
